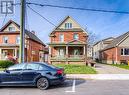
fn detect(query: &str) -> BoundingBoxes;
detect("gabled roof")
[50,16,88,36]
[93,37,114,46]
[0,20,45,46]
[0,20,20,32]
[103,31,129,50]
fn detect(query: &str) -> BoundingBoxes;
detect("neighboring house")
[87,45,93,59]
[93,37,114,61]
[0,20,46,62]
[101,31,129,64]
[48,16,88,64]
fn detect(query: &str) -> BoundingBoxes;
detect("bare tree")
[85,28,99,45]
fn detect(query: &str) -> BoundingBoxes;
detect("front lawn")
[111,64,129,70]
[0,68,5,71]
[54,64,97,74]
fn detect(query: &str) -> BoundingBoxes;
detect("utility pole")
[19,0,26,63]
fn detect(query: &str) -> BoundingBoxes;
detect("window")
[26,64,40,70]
[73,34,79,40]
[65,23,72,29]
[3,36,8,44]
[121,48,129,55]
[59,34,64,42]
[58,48,65,56]
[16,36,20,44]
[74,49,80,55]
[9,26,15,32]
[7,64,26,71]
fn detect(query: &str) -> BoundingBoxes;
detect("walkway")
[95,63,129,74]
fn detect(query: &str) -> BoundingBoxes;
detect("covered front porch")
[49,45,86,63]
[0,47,19,60]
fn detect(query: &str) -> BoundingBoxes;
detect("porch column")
[66,45,68,64]
[48,46,52,64]
[15,48,17,58]
[66,46,68,55]
[49,46,51,55]
[83,45,86,55]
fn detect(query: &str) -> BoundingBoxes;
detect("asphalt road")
[0,79,129,95]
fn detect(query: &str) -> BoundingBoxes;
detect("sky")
[1,0,129,44]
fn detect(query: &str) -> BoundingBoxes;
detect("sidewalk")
[94,63,129,74]
[66,74,129,80]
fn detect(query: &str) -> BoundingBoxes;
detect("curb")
[66,74,129,80]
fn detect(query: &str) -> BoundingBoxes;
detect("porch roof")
[48,40,86,46]
[0,44,19,47]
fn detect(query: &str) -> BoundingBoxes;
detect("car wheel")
[37,77,49,90]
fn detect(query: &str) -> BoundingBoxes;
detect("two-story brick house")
[48,16,88,64]
[0,20,46,62]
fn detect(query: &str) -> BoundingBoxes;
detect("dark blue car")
[0,62,66,90]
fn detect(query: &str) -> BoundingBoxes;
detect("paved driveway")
[95,63,129,74]
[1,79,129,95]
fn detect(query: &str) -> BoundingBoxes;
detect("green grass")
[54,64,97,74]
[111,64,129,70]
[0,68,5,71]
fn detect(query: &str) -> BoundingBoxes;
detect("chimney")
[31,30,36,35]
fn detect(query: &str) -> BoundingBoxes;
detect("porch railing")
[50,55,85,61]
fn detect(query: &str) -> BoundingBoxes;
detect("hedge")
[0,60,15,68]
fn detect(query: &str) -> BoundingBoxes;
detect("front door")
[0,64,26,85]
[58,48,65,57]
[21,64,40,84]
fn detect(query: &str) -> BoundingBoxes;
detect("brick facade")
[0,20,46,63]
[51,31,87,43]
[48,16,88,64]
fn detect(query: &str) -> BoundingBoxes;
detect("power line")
[27,5,56,27]
[27,2,129,14]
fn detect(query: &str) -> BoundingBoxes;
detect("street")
[1,79,129,95]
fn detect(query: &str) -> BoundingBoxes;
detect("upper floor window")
[121,48,129,55]
[73,33,79,40]
[3,36,8,44]
[8,26,15,32]
[65,23,72,29]
[59,34,64,42]
[16,36,20,44]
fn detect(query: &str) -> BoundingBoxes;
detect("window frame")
[59,34,64,42]
[16,36,20,44]
[73,33,79,40]
[121,48,129,56]
[3,36,8,44]
[8,26,15,32]
[65,23,72,29]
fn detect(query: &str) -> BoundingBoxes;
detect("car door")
[0,64,26,85]
[21,63,40,84]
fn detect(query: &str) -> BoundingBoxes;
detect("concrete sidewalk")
[67,74,129,80]
[94,63,129,74]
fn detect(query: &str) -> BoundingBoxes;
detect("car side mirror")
[4,69,10,73]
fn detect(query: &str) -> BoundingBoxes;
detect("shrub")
[0,60,15,68]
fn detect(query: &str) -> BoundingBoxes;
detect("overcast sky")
[1,0,129,44]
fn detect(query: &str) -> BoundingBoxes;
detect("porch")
[0,48,19,60]
[49,45,86,62]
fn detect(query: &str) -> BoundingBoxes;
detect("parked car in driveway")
[0,62,66,90]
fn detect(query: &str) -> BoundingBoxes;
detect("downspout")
[115,47,118,64]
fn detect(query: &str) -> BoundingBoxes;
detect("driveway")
[95,63,129,74]
[1,79,129,95]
